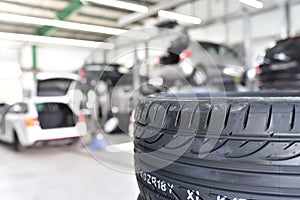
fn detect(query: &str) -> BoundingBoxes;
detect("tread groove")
[174,105,183,127]
[284,142,296,150]
[289,104,296,131]
[224,141,269,158]
[265,105,273,131]
[239,140,249,148]
[223,104,232,129]
[205,105,213,129]
[243,105,250,130]
[188,104,199,128]
[163,104,172,127]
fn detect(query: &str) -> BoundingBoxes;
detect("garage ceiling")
[0,0,296,45]
[0,0,164,42]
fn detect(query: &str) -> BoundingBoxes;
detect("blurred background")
[0,0,299,199]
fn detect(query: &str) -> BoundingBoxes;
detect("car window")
[266,38,300,58]
[85,65,116,72]
[199,42,238,58]
[0,103,9,114]
[9,103,28,114]
[218,45,238,58]
[37,78,73,96]
[199,42,218,54]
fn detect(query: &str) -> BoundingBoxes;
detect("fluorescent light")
[239,0,264,9]
[0,12,126,35]
[88,0,148,13]
[158,10,201,25]
[0,32,115,49]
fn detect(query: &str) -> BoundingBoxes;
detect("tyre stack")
[134,92,300,200]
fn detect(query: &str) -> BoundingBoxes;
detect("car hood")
[32,96,69,104]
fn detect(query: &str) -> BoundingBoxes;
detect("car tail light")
[156,58,161,66]
[78,70,86,78]
[179,49,192,62]
[25,117,39,127]
[78,113,86,123]
[255,65,261,74]
[130,112,135,125]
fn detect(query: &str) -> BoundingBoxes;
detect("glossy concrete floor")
[0,133,139,200]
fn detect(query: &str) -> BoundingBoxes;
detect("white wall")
[1,0,299,74]
[175,0,300,61]
[20,45,92,72]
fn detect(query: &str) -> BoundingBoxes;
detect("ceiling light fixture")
[0,32,115,49]
[158,10,201,25]
[239,0,264,9]
[88,0,148,13]
[0,12,127,35]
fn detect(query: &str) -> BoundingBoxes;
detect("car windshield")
[37,78,73,96]
[266,38,300,58]
[84,64,120,72]
[199,42,238,58]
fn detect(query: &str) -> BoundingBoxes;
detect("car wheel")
[12,132,21,152]
[134,92,300,200]
[67,138,80,146]
[137,194,145,200]
[189,65,207,86]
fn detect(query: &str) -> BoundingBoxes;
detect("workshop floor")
[0,133,139,200]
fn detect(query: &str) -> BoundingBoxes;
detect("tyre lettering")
[217,195,248,200]
[195,191,200,200]
[217,196,228,200]
[161,181,167,192]
[187,190,194,200]
[167,183,174,194]
[157,179,161,190]
[138,169,174,195]
[151,176,157,187]
[187,190,202,200]
[147,174,151,184]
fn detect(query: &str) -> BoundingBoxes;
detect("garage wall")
[177,0,300,61]
[20,45,92,72]
[0,42,23,102]
[0,41,21,66]
[5,0,299,73]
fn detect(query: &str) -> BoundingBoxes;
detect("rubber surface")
[134,92,300,200]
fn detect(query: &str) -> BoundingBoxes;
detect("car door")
[0,103,29,144]
[0,103,9,138]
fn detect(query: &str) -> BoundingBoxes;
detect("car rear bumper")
[22,124,87,146]
[258,73,300,89]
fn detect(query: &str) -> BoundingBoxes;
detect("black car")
[76,63,136,120]
[256,37,300,90]
[77,63,124,90]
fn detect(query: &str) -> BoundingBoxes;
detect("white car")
[0,73,87,151]
[153,40,244,91]
[0,98,86,151]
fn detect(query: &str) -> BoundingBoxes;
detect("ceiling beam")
[190,0,300,29]
[118,0,198,27]
[37,0,84,36]
[0,0,123,24]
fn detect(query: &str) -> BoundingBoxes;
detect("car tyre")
[12,132,21,152]
[135,92,300,200]
[67,138,80,146]
[188,65,207,86]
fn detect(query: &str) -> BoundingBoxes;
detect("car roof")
[36,72,79,81]
[197,41,226,47]
[31,96,70,104]
[275,36,300,44]
[82,63,122,68]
